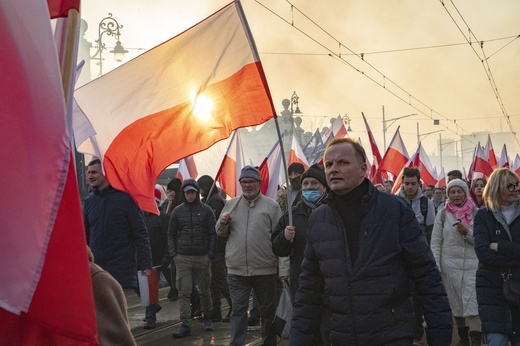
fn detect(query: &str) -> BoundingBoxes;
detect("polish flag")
[462,167,468,181]
[513,154,520,176]
[216,131,245,198]
[469,144,494,180]
[379,127,409,177]
[259,140,283,199]
[289,133,310,169]
[362,112,387,182]
[322,115,348,142]
[75,2,276,214]
[498,144,510,168]
[138,268,159,307]
[484,135,498,169]
[390,143,437,194]
[436,167,446,188]
[0,1,96,344]
[177,156,198,181]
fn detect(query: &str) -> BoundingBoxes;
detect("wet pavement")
[127,287,281,346]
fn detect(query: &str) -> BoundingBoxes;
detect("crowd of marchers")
[82,138,520,346]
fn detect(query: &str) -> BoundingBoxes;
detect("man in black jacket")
[168,178,217,338]
[290,138,452,346]
[83,159,153,325]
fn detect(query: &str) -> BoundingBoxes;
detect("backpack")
[419,196,429,225]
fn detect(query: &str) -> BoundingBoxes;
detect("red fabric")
[259,140,283,199]
[47,0,80,18]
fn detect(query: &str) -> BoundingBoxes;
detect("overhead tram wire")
[253,0,479,145]
[440,0,519,146]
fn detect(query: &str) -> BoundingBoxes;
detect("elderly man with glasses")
[216,165,283,346]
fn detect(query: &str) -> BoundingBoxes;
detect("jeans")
[228,274,277,346]
[486,333,520,346]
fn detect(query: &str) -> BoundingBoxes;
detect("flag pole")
[273,116,293,226]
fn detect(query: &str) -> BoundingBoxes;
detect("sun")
[193,94,213,121]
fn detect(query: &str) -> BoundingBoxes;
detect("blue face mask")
[302,189,321,203]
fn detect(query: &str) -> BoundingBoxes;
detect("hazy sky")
[79,0,520,174]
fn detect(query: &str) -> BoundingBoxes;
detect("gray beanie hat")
[239,165,262,181]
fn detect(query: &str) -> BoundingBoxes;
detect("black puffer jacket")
[290,182,452,346]
[167,179,216,258]
[474,206,520,336]
[83,185,152,289]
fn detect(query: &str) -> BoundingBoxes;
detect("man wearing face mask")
[287,162,305,208]
[272,163,330,345]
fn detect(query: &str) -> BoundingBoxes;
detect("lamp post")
[90,13,128,77]
[416,122,443,146]
[382,105,417,151]
[290,91,302,115]
[343,115,352,132]
[439,134,461,169]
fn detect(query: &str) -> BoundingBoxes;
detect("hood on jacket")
[181,178,200,203]
[197,175,214,197]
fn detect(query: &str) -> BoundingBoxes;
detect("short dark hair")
[325,138,367,164]
[402,167,421,182]
[447,170,463,179]
[88,159,101,167]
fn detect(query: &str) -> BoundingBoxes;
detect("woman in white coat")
[431,178,482,346]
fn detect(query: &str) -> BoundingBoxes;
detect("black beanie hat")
[167,177,182,192]
[288,162,305,175]
[300,163,328,189]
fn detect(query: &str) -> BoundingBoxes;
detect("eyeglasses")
[240,180,258,186]
[507,182,520,192]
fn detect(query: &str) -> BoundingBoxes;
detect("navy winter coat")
[290,182,452,346]
[83,185,152,289]
[474,206,520,336]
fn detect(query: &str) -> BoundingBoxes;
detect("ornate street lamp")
[91,13,128,76]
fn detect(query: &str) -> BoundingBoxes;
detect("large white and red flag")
[436,167,446,188]
[259,140,283,200]
[289,133,310,169]
[484,135,498,169]
[0,0,97,344]
[498,144,510,168]
[177,156,198,181]
[216,131,245,198]
[469,144,494,180]
[75,2,276,214]
[513,154,520,176]
[379,127,410,177]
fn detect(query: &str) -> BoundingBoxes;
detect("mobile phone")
[453,220,461,227]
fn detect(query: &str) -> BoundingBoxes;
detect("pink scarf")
[444,197,475,228]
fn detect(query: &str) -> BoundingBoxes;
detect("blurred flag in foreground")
[0,0,96,344]
[75,1,276,214]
